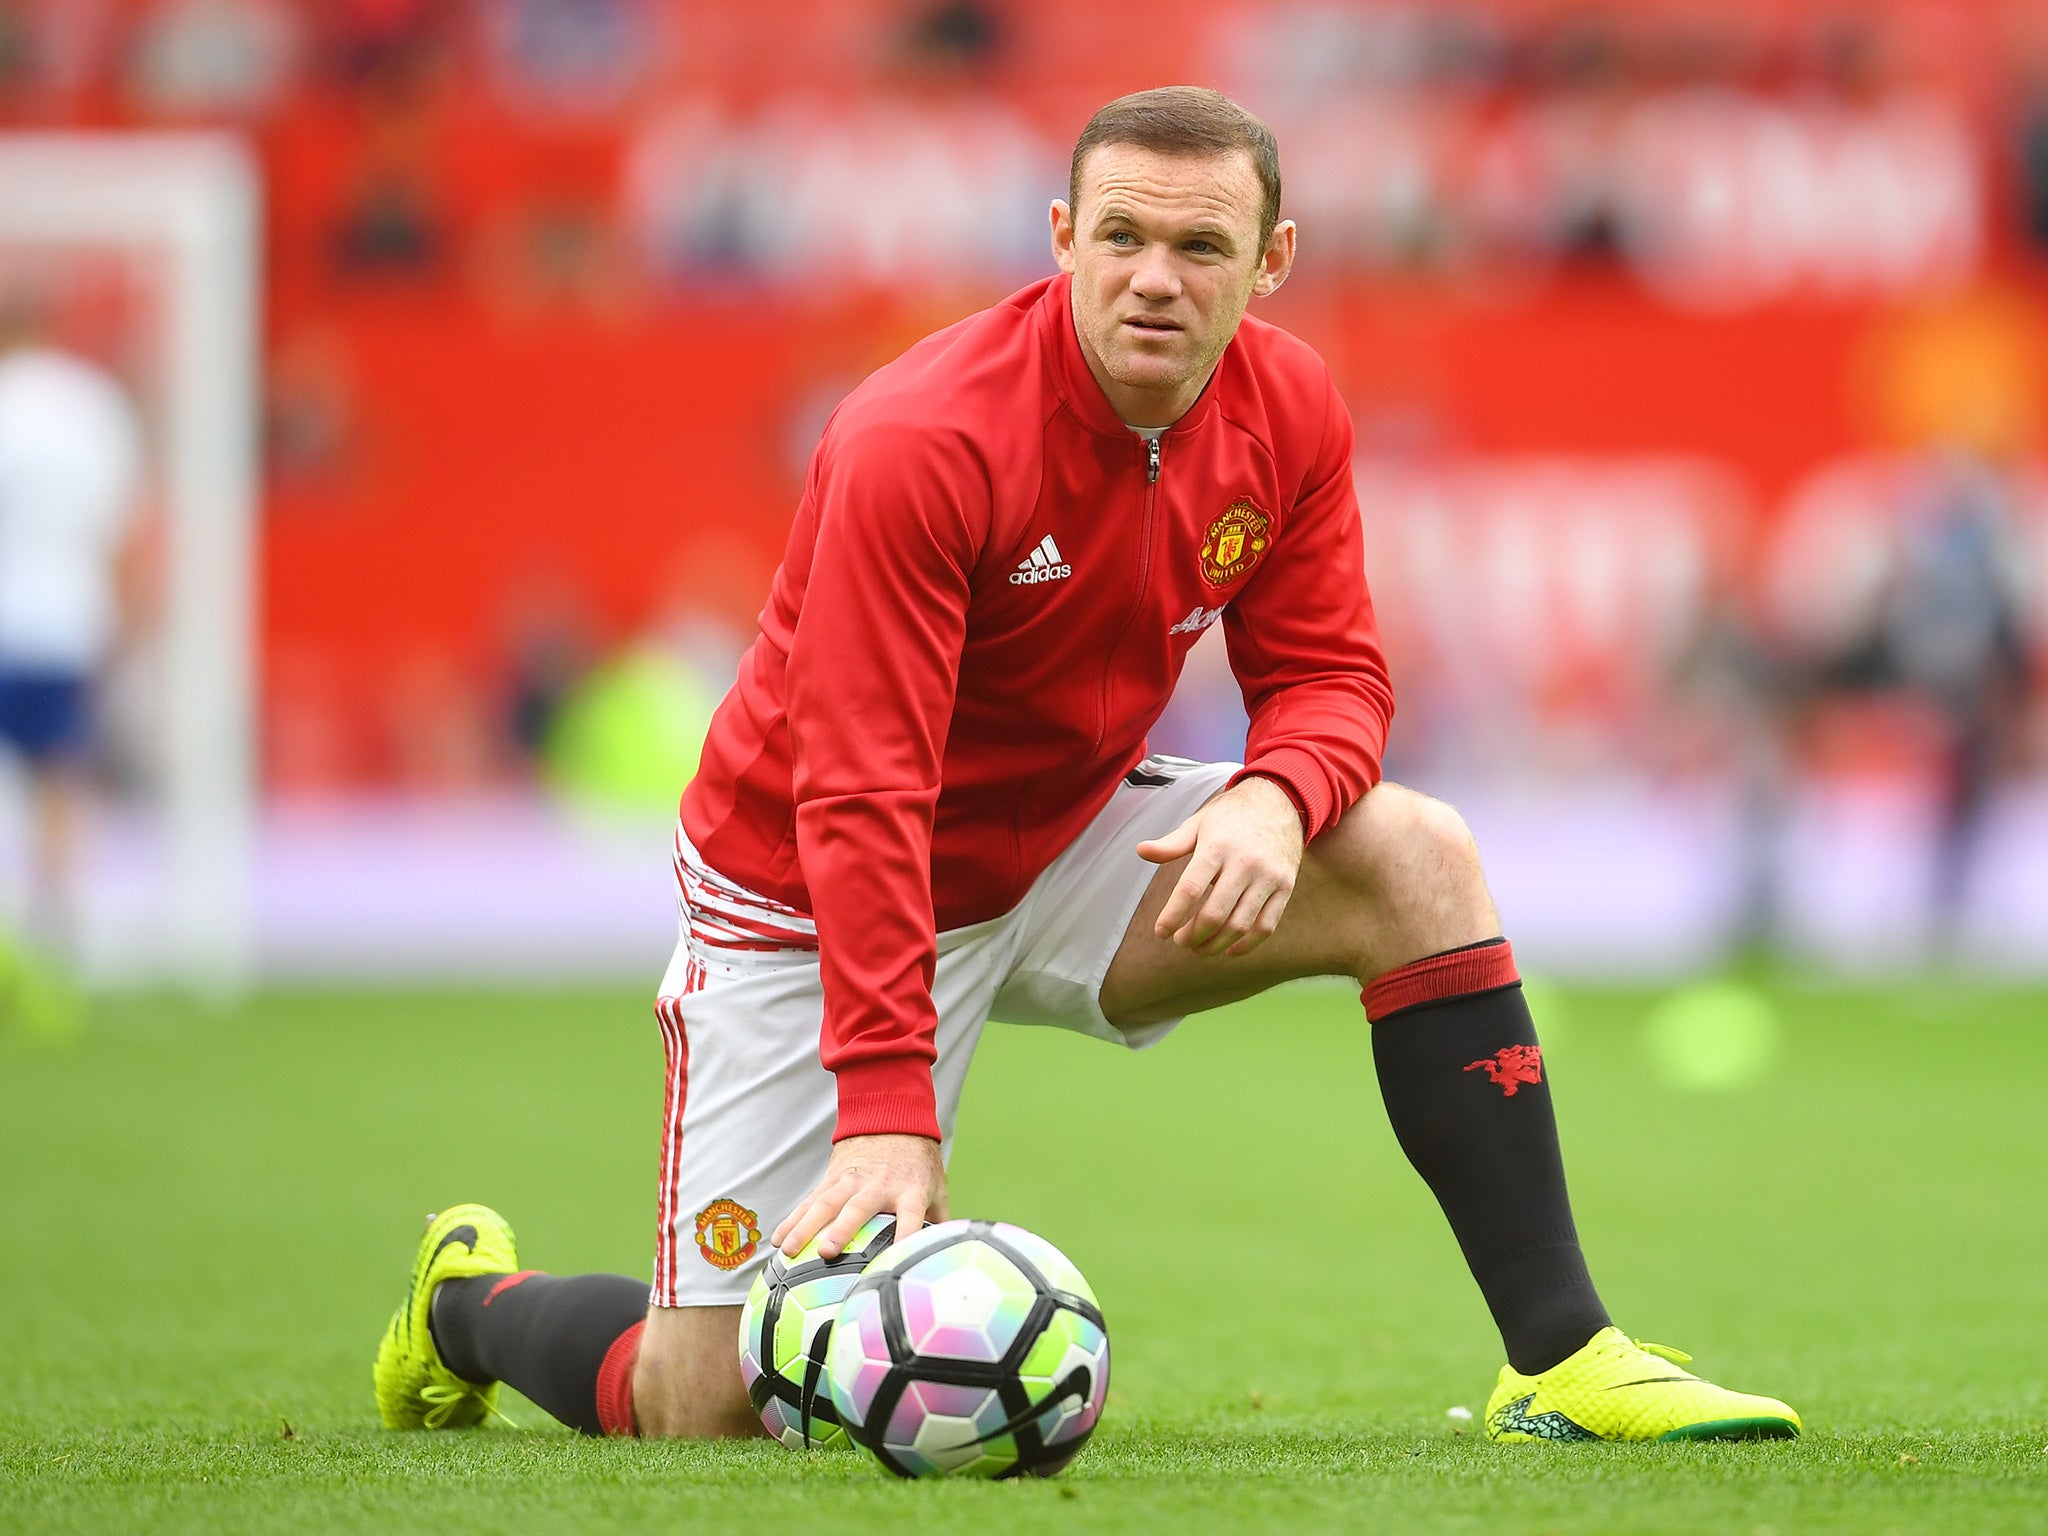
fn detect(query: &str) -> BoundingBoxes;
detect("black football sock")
[430,1271,647,1435]
[1365,938,1612,1376]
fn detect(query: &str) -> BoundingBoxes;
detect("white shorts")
[650,754,1237,1306]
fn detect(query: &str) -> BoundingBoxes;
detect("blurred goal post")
[0,134,260,995]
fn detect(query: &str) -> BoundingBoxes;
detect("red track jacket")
[680,274,1394,1140]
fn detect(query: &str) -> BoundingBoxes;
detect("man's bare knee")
[1401,792,1487,898]
[1309,782,1497,976]
[632,1304,764,1440]
[1311,783,1468,881]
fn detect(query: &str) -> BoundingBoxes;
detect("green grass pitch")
[3,977,2045,1534]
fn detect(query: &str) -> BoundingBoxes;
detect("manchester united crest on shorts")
[1200,499,1271,587]
[694,1198,760,1269]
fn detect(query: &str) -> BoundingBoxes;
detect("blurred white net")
[0,134,259,995]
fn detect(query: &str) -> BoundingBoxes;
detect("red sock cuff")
[1363,939,1520,1023]
[594,1320,644,1437]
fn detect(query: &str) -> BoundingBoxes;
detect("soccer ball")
[825,1219,1110,1479]
[737,1214,897,1449]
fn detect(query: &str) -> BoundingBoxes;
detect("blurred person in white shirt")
[0,298,142,964]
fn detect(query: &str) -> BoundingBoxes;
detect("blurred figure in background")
[1766,290,2045,955]
[1859,295,2039,945]
[0,293,141,992]
[1814,456,2033,941]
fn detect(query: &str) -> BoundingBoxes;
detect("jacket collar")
[1040,271,1224,441]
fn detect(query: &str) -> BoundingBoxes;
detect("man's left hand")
[1135,775,1305,958]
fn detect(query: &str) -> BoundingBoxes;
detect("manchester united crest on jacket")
[1200,499,1270,587]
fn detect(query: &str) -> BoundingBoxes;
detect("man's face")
[1052,143,1293,421]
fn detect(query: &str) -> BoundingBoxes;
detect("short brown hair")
[1069,87,1283,248]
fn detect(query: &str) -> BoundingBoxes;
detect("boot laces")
[1629,1338,1693,1367]
[419,1378,515,1429]
[419,1380,483,1429]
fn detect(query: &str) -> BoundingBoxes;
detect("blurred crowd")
[0,0,2045,949]
[5,1,2048,299]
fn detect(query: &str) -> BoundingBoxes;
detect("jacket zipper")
[1088,433,1162,768]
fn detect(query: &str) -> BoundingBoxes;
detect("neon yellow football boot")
[1485,1326,1801,1443]
[372,1204,519,1429]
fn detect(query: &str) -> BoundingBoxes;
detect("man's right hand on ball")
[773,1132,947,1259]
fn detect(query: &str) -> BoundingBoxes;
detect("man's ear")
[1250,219,1297,298]
[1050,200,1077,275]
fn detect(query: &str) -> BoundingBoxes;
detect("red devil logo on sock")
[1465,1044,1543,1097]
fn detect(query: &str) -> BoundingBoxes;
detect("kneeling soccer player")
[374,87,1799,1447]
